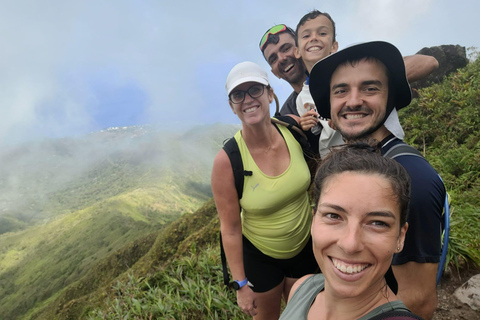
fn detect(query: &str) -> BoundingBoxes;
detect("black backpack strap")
[368,310,424,320]
[220,136,251,287]
[273,116,319,179]
[272,116,309,150]
[223,137,250,200]
[383,143,423,160]
[219,232,230,286]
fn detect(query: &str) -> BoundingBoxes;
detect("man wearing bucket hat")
[307,41,446,319]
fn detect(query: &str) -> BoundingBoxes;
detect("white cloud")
[348,0,435,42]
[0,0,478,147]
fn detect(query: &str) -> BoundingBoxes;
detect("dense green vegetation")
[400,52,480,269]
[89,247,245,320]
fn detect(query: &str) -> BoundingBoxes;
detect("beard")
[334,105,387,142]
[337,126,376,142]
[280,57,306,84]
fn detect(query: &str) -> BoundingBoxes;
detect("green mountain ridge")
[0,183,201,319]
[0,123,239,234]
[26,199,220,320]
[0,123,239,319]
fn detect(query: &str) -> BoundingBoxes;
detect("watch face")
[232,281,240,290]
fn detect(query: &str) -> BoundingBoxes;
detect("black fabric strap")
[384,143,423,159]
[219,232,230,286]
[223,137,245,200]
[368,310,424,320]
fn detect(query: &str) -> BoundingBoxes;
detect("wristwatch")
[231,278,248,290]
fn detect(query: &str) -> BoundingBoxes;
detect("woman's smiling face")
[312,171,407,299]
[229,81,273,125]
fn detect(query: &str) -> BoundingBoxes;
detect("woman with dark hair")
[279,141,424,320]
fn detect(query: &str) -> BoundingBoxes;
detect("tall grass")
[88,246,248,320]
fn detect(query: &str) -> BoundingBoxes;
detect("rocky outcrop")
[453,273,480,311]
[411,45,469,90]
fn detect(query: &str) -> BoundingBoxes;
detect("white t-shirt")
[296,82,344,158]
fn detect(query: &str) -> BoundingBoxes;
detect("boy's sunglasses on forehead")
[259,24,295,51]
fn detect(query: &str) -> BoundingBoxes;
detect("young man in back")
[307,41,446,320]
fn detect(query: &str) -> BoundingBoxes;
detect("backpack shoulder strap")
[383,143,423,160]
[383,142,450,285]
[223,137,248,200]
[368,310,424,320]
[272,116,312,152]
[221,137,243,288]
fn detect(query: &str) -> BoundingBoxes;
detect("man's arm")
[403,54,439,83]
[393,262,438,320]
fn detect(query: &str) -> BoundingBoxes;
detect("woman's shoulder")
[280,274,324,320]
[213,130,243,168]
[287,274,323,302]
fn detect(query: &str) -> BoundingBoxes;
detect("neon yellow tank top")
[237,123,312,259]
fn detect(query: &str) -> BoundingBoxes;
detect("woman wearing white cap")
[211,61,318,319]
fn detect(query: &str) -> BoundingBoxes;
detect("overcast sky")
[0,0,478,146]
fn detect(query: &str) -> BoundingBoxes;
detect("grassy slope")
[26,199,220,320]
[0,182,205,320]
[0,123,238,235]
[0,123,239,320]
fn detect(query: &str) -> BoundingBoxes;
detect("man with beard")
[306,41,446,320]
[259,24,438,117]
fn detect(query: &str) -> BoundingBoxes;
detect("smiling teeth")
[308,47,321,52]
[332,258,368,274]
[345,114,365,119]
[283,64,294,72]
[244,106,258,113]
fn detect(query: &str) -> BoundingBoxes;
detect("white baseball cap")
[225,61,269,96]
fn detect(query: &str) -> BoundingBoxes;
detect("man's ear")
[331,41,339,54]
[328,119,337,130]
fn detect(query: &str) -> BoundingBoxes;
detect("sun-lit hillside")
[0,123,239,320]
[0,123,239,234]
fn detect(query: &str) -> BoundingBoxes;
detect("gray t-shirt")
[279,274,411,320]
[279,91,299,116]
